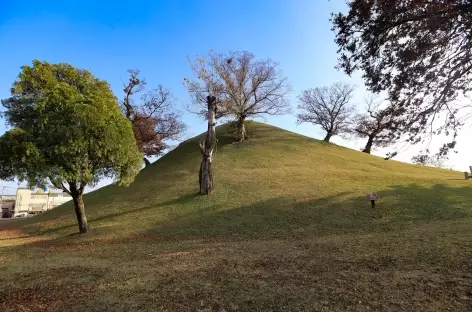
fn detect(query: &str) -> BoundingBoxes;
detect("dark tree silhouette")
[411,152,448,168]
[411,154,432,166]
[332,0,472,153]
[122,70,185,166]
[297,82,355,142]
[352,95,398,154]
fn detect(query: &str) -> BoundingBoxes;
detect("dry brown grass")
[2,223,472,311]
[1,122,472,311]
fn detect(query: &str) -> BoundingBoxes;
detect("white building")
[0,188,72,217]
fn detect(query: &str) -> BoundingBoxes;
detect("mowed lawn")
[1,121,472,311]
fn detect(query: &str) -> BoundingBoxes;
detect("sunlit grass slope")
[7,120,469,238]
[1,121,472,311]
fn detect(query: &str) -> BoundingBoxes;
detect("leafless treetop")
[185,50,292,120]
[297,82,356,141]
[353,95,395,138]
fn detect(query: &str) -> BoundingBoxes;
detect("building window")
[31,195,47,199]
[29,203,46,210]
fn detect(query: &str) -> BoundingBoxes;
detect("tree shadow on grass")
[376,183,472,222]
[144,192,352,239]
[0,192,201,240]
[2,183,472,245]
[143,183,472,240]
[88,192,200,225]
[2,183,472,311]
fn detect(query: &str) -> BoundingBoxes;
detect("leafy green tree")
[0,60,142,233]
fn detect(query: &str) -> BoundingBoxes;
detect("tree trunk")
[72,194,88,233]
[143,157,151,167]
[235,116,247,142]
[199,154,213,194]
[323,132,332,142]
[199,95,217,195]
[362,136,374,154]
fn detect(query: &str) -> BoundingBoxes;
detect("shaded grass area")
[1,121,472,311]
[2,219,472,311]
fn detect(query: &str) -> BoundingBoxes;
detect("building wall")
[0,195,16,217]
[48,194,73,209]
[29,193,49,211]
[15,189,31,213]
[1,195,16,202]
[1,201,15,210]
[1,201,15,216]
[14,189,72,214]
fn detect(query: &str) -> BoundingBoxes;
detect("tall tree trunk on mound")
[70,183,88,233]
[362,135,374,154]
[143,157,151,167]
[235,116,247,142]
[324,131,333,142]
[199,95,217,195]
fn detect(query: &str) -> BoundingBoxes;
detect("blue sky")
[0,0,469,193]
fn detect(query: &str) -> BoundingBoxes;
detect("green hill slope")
[2,121,472,311]
[7,121,470,238]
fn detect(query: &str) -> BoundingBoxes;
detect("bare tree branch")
[185,50,291,141]
[121,70,185,165]
[332,0,472,154]
[351,94,399,153]
[297,82,356,142]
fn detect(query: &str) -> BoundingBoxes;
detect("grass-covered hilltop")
[1,121,472,311]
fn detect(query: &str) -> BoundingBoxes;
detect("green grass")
[1,121,472,311]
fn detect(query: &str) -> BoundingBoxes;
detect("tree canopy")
[332,0,472,152]
[0,60,142,233]
[121,70,185,166]
[352,95,398,154]
[297,82,355,142]
[185,50,291,141]
[411,152,448,168]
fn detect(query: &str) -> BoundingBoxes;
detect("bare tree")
[199,96,217,195]
[411,152,448,168]
[122,70,185,166]
[184,54,225,194]
[352,95,398,154]
[186,50,291,142]
[297,82,355,142]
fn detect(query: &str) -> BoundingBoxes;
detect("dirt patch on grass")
[0,284,98,312]
[0,229,27,239]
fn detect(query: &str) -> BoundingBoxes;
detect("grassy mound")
[1,121,472,311]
